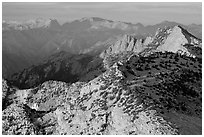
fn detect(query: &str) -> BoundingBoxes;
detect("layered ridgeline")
[2,23,202,135]
[2,17,139,78]
[9,25,201,89]
[10,51,105,89]
[2,17,202,78]
[2,18,61,78]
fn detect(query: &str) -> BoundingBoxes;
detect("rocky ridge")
[2,49,202,134]
[3,17,202,78]
[101,26,201,58]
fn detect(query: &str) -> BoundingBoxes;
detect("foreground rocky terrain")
[2,51,202,135]
[2,23,202,135]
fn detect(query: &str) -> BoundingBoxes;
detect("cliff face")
[100,35,146,58]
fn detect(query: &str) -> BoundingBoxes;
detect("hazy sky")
[2,2,202,25]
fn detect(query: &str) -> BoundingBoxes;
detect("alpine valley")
[2,17,202,135]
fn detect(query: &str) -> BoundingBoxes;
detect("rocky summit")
[2,17,202,135]
[101,26,201,59]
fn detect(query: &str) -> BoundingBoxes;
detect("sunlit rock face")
[100,35,146,58]
[156,26,189,54]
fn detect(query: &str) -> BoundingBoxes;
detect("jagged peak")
[155,25,201,57]
[122,34,135,41]
[118,34,144,45]
[155,25,201,41]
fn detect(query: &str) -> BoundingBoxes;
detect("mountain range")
[2,17,202,135]
[2,17,202,78]
[8,23,202,89]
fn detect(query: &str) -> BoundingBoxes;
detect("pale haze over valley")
[2,2,202,25]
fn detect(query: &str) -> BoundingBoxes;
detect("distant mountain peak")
[3,18,60,30]
[160,20,179,25]
[48,19,61,30]
[79,17,108,22]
